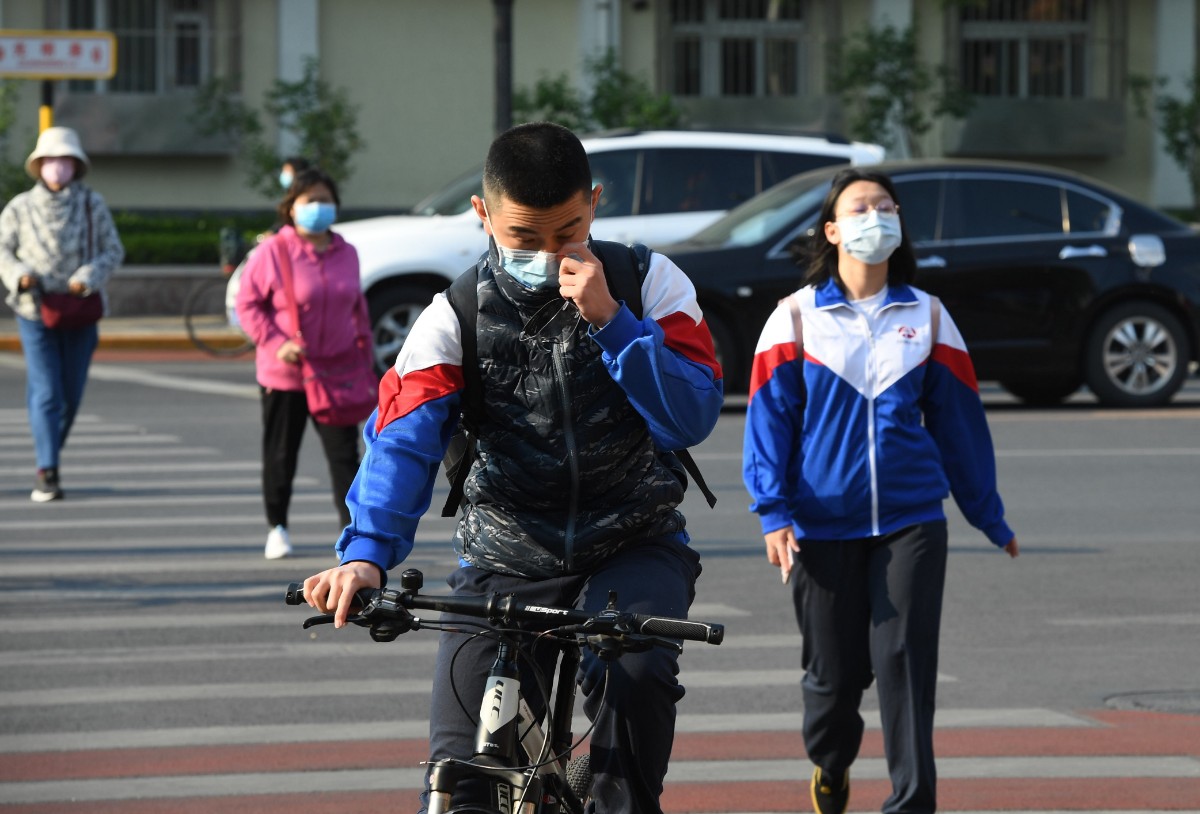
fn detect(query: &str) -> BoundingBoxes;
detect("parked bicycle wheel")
[183,274,254,357]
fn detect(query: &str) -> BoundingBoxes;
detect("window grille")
[669,0,807,98]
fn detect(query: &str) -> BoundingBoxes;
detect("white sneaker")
[264,525,293,559]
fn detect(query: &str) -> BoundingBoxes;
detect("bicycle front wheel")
[183,276,254,357]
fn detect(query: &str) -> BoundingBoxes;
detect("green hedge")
[112,211,275,265]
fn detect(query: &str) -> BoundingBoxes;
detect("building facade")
[0,0,1196,212]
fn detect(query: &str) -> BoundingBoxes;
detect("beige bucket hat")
[25,126,90,179]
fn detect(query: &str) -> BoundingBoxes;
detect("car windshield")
[412,168,484,216]
[683,171,834,248]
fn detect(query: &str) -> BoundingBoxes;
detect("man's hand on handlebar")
[302,560,383,628]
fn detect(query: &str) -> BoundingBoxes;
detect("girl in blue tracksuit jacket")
[743,168,1018,814]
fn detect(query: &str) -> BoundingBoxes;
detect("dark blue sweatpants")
[790,521,948,814]
[420,537,702,814]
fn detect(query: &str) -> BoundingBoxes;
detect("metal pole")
[39,80,54,132]
[493,0,513,135]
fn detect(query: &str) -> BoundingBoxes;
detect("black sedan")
[664,159,1200,407]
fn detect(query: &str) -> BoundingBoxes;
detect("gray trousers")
[790,521,948,814]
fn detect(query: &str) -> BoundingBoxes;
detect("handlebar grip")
[284,583,305,605]
[628,614,724,645]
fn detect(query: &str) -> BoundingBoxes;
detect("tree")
[0,81,34,205]
[513,49,683,132]
[191,57,364,200]
[834,24,971,156]
[1130,71,1200,209]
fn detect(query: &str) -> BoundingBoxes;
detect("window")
[64,0,215,93]
[1065,188,1116,234]
[669,0,807,98]
[960,0,1090,98]
[763,152,849,188]
[953,179,1065,239]
[893,179,944,244]
[590,151,641,218]
[642,149,758,214]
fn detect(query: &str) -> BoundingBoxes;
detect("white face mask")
[836,210,902,265]
[40,157,76,188]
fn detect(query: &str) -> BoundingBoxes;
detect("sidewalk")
[0,314,248,353]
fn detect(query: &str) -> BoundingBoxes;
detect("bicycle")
[286,567,724,814]
[182,226,255,357]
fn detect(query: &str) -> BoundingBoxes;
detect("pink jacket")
[235,226,372,392]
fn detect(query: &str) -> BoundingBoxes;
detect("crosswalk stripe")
[0,459,257,475]
[0,433,181,447]
[7,670,916,708]
[0,708,1095,754]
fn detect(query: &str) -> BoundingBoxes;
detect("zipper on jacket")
[859,309,881,536]
[551,342,581,570]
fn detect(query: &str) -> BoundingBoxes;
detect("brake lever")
[583,633,682,660]
[301,613,373,630]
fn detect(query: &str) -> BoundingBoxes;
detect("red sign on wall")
[0,30,116,80]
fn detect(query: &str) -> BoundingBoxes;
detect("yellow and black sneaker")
[811,766,849,814]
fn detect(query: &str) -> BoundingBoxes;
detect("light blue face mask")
[279,170,294,190]
[484,205,561,289]
[836,210,902,265]
[495,245,561,289]
[294,201,337,234]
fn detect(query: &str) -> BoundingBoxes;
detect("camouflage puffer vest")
[452,263,686,577]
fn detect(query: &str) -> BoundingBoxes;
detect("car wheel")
[1084,302,1191,407]
[704,310,743,392]
[368,283,441,374]
[999,378,1081,406]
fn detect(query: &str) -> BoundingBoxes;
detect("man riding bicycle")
[302,121,724,814]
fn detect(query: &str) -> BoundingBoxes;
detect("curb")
[0,333,250,353]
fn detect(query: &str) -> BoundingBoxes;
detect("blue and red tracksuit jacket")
[333,249,724,576]
[743,279,1013,548]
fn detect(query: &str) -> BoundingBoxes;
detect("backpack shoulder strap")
[441,265,483,517]
[782,293,803,360]
[929,294,942,346]
[591,239,648,320]
[445,265,484,428]
[593,239,717,508]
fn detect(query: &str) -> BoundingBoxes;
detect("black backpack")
[440,240,716,517]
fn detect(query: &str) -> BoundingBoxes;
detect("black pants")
[259,387,360,530]
[421,538,702,814]
[790,521,948,814]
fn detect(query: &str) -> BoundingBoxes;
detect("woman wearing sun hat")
[0,126,124,502]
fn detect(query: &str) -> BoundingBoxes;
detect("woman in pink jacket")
[235,168,373,560]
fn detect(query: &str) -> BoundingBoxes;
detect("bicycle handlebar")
[285,568,724,646]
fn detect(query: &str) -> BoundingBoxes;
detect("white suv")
[334,130,885,371]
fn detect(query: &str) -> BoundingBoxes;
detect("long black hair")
[800,167,917,292]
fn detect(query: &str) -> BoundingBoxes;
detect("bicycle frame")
[426,637,585,814]
[287,568,723,814]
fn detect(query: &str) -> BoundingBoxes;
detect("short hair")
[482,122,592,210]
[277,167,340,226]
[800,167,917,290]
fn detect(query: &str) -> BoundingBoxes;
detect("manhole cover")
[1106,691,1200,714]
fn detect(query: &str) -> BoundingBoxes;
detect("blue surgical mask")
[484,204,561,289]
[279,170,294,190]
[294,202,337,234]
[836,210,902,265]
[495,245,561,289]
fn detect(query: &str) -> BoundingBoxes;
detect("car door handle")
[917,255,946,269]
[1059,244,1107,259]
